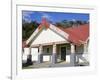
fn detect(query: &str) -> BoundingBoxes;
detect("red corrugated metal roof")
[59,24,89,45]
[25,18,89,47]
[37,18,89,45]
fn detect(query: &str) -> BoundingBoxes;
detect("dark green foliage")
[22,21,39,41]
[55,20,88,28]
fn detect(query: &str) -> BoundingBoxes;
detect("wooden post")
[70,44,76,66]
[52,44,57,64]
[84,43,87,54]
[38,45,43,63]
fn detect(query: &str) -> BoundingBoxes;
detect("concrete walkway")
[23,61,89,69]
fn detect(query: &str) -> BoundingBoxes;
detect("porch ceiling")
[30,41,69,48]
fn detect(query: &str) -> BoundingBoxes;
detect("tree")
[55,20,88,28]
[22,21,39,41]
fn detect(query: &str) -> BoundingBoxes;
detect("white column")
[83,43,88,62]
[38,45,43,63]
[39,45,43,54]
[53,44,56,54]
[71,44,75,54]
[70,44,76,66]
[52,44,57,64]
[84,43,87,54]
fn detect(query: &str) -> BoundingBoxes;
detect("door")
[61,47,66,61]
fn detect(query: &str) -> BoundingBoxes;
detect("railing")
[75,53,89,64]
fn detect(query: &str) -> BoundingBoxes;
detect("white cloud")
[42,13,50,19]
[40,12,53,21]
[22,11,53,23]
[22,11,34,23]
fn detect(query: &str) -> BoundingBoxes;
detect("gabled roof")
[24,18,89,47]
[59,24,89,45]
[25,18,69,46]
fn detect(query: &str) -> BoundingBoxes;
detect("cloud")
[22,11,53,23]
[40,12,53,21]
[22,11,34,23]
[42,13,50,19]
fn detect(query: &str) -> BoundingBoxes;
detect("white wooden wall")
[31,28,67,45]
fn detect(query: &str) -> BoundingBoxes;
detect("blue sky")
[22,10,89,23]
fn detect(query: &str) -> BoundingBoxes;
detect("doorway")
[61,47,66,61]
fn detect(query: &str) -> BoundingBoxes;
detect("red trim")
[22,41,30,48]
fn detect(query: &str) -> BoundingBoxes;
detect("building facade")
[22,18,89,66]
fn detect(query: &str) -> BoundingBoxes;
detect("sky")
[22,10,89,23]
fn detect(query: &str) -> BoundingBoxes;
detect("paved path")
[23,61,89,69]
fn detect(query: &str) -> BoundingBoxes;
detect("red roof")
[37,18,89,45]
[59,24,89,45]
[25,18,89,47]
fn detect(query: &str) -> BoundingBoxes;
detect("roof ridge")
[38,18,50,30]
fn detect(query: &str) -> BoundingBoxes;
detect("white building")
[23,18,89,66]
